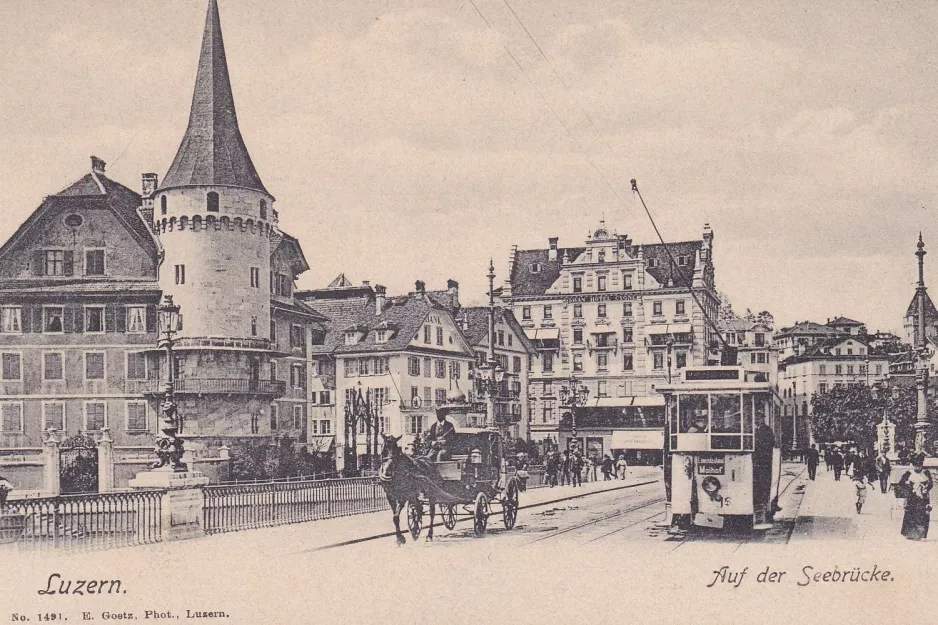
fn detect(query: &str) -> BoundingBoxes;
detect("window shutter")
[63,306,74,333]
[21,306,31,333]
[115,305,126,333]
[177,314,183,331]
[63,251,74,276]
[73,306,84,333]
[32,306,42,333]
[32,250,44,276]
[104,304,115,332]
[145,304,157,332]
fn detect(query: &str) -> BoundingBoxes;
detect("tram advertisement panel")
[695,455,753,517]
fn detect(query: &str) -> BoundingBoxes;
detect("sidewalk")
[20,466,662,563]
[790,465,938,543]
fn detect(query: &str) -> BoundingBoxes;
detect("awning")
[524,328,560,341]
[645,323,693,335]
[611,429,664,450]
[591,396,665,408]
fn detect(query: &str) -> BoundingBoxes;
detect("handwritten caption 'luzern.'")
[707,565,894,588]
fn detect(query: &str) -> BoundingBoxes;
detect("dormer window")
[345,331,360,346]
[375,330,388,344]
[597,250,606,263]
[647,258,659,269]
[677,255,688,266]
[530,262,542,274]
[207,192,219,212]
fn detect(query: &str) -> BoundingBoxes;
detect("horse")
[378,434,439,544]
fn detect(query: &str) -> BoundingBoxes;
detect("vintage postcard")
[1,1,937,623]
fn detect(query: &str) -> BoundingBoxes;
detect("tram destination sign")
[697,454,725,475]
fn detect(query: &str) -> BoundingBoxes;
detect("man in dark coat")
[830,448,844,481]
[805,444,820,480]
[426,411,456,461]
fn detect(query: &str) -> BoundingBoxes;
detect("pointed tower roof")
[160,0,269,195]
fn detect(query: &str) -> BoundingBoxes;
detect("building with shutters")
[296,279,475,472]
[498,219,721,463]
[0,0,327,492]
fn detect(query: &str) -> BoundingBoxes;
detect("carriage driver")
[426,410,456,462]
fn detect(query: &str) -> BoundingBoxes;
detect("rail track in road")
[305,479,662,552]
[524,493,667,545]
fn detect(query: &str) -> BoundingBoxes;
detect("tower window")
[207,192,219,212]
[160,196,167,215]
[250,267,260,288]
[175,264,186,285]
[260,200,267,220]
[251,316,257,337]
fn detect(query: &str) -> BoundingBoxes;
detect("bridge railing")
[4,489,164,552]
[202,476,388,535]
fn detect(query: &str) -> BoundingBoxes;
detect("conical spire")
[160,0,268,194]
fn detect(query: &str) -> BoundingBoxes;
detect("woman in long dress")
[898,455,934,540]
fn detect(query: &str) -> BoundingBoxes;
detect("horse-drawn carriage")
[379,427,521,543]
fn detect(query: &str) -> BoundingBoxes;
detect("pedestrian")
[830,448,844,481]
[570,452,583,487]
[805,444,819,481]
[853,472,872,514]
[898,454,934,540]
[824,445,833,471]
[601,454,614,481]
[0,475,12,508]
[560,451,571,486]
[615,454,628,481]
[843,449,855,477]
[546,451,558,487]
[875,450,892,494]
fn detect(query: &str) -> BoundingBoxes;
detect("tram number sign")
[697,454,725,475]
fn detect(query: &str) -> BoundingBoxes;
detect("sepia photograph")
[2,1,938,623]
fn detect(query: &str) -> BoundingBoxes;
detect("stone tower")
[152,0,280,436]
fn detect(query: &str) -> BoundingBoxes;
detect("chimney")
[91,156,106,175]
[415,280,425,294]
[548,237,559,261]
[375,285,387,315]
[362,280,370,288]
[447,279,459,303]
[141,173,158,198]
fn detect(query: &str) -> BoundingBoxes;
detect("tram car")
[657,366,782,531]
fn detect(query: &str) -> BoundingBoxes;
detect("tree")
[810,384,921,452]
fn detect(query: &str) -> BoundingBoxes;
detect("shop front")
[559,397,666,465]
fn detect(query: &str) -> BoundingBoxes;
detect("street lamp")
[152,294,187,472]
[559,375,590,449]
[474,360,505,428]
[344,380,391,474]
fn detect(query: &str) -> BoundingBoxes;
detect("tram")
[657,366,782,532]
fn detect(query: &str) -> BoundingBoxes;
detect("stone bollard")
[128,470,209,542]
[96,428,115,493]
[41,428,60,496]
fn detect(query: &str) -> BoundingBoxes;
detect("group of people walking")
[543,450,629,487]
[806,443,933,540]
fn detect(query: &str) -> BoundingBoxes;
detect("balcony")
[126,378,286,397]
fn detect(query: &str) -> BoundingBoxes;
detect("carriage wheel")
[442,504,457,530]
[473,492,490,537]
[406,500,423,541]
[502,479,519,530]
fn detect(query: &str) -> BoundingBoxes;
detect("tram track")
[525,495,667,545]
[304,478,662,553]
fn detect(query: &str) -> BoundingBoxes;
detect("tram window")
[755,396,768,428]
[679,394,709,433]
[668,396,678,434]
[711,394,742,433]
[712,435,742,450]
[743,435,754,451]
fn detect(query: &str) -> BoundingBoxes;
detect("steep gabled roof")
[302,291,474,357]
[0,165,156,263]
[508,240,702,297]
[160,0,268,194]
[776,321,844,338]
[827,316,864,327]
[458,306,537,354]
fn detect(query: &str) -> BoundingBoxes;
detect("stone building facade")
[499,220,720,463]
[0,0,325,494]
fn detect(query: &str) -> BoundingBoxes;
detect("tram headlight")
[470,449,483,464]
[701,476,723,502]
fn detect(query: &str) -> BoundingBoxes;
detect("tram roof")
[655,366,774,392]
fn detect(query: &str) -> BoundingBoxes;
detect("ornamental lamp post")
[152,294,187,472]
[914,234,930,457]
[559,375,590,450]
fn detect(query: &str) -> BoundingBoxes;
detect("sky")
[2,0,937,335]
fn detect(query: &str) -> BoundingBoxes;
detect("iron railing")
[202,476,387,535]
[5,489,164,552]
[127,378,286,396]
